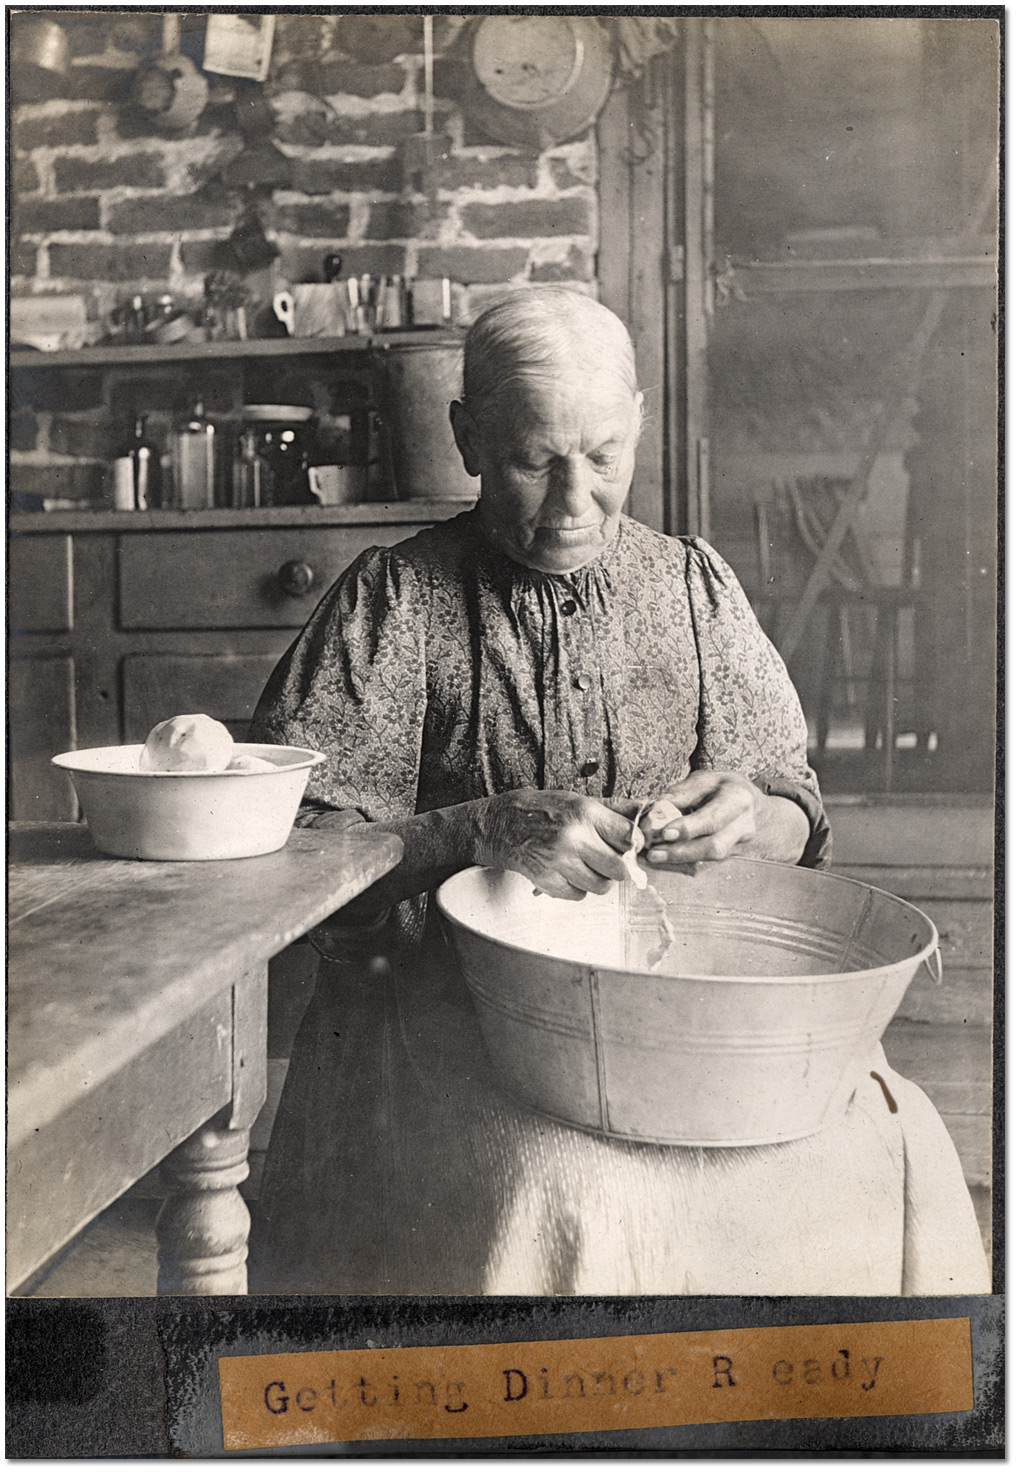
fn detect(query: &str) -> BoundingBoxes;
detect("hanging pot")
[132,52,209,132]
[224,204,279,273]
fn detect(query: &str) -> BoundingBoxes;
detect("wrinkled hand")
[637,771,766,865]
[477,789,638,900]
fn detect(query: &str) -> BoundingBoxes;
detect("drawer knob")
[278,560,315,598]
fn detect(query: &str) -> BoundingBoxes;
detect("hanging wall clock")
[459,16,614,151]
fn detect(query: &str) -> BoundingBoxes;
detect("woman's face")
[452,369,643,574]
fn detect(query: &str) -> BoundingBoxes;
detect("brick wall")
[10,12,601,505]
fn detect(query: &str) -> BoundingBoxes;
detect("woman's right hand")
[475,789,639,901]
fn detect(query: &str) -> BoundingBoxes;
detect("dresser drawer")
[9,655,77,820]
[118,526,426,631]
[10,534,72,634]
[122,652,290,742]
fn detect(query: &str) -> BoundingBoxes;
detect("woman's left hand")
[638,771,809,865]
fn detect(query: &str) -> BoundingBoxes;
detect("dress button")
[574,673,593,692]
[579,759,599,777]
[561,600,577,616]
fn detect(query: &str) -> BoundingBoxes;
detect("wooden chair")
[780,477,922,790]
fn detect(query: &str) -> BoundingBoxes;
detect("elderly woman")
[248,287,988,1297]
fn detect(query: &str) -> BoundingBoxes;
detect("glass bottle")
[129,294,147,342]
[169,397,216,509]
[232,424,267,508]
[128,413,161,510]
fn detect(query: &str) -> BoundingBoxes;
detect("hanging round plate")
[463,16,614,151]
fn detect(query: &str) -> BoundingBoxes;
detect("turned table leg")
[155,963,268,1295]
[155,1110,252,1295]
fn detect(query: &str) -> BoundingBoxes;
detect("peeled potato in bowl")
[52,716,325,861]
[139,713,235,773]
[226,753,277,772]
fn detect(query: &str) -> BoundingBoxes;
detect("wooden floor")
[19,796,995,1296]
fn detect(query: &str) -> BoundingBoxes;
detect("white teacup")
[308,464,367,505]
[273,285,348,339]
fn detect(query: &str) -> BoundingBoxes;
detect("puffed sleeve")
[249,545,427,828]
[682,537,832,869]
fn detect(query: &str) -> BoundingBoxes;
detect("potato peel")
[622,833,648,889]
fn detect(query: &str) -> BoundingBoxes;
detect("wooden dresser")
[9,503,465,820]
[9,331,470,821]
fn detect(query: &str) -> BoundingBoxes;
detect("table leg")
[155,963,268,1294]
[155,1110,252,1295]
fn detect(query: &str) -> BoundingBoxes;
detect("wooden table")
[7,821,401,1296]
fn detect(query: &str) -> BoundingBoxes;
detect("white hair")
[462,287,638,427]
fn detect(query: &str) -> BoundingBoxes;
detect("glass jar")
[237,407,313,506]
[168,398,216,509]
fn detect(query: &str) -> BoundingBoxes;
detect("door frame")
[596,23,713,538]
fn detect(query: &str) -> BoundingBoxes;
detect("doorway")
[599,16,999,795]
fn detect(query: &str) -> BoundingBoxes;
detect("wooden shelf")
[9,330,465,372]
[9,500,475,534]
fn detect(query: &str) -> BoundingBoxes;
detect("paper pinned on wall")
[202,15,276,83]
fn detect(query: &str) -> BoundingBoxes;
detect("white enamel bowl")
[51,743,325,861]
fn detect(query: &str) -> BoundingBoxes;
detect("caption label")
[218,1316,972,1449]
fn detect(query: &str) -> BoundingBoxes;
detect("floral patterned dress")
[251,510,829,848]
[247,510,988,1296]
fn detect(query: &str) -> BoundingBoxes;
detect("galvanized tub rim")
[436,857,940,987]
